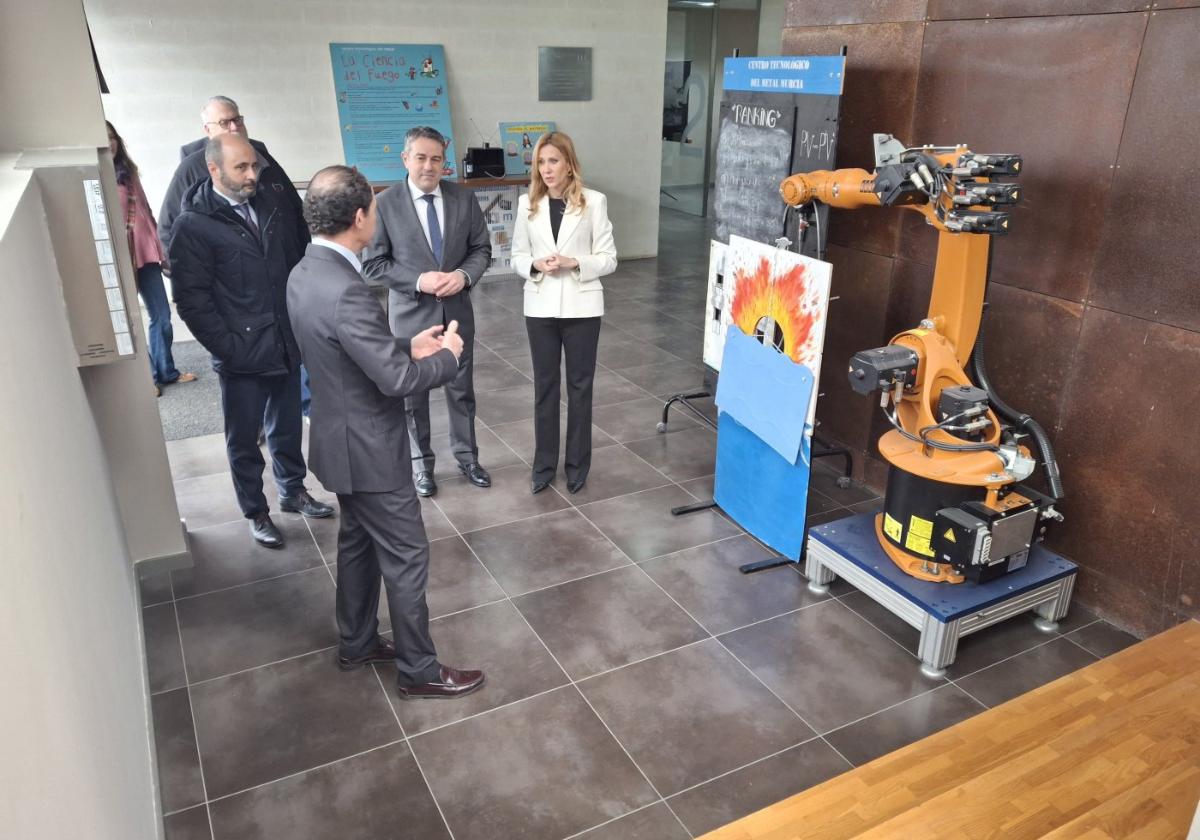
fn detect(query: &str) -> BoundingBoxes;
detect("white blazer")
[512,187,618,318]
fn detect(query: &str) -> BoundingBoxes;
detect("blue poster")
[722,56,845,96]
[498,121,556,178]
[329,43,458,183]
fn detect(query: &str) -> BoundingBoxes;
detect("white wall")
[87,0,669,258]
[0,164,158,840]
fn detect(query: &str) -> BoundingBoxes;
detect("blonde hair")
[527,131,587,218]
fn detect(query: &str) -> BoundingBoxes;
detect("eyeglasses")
[205,115,246,130]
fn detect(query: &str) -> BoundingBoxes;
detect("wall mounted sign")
[538,47,592,101]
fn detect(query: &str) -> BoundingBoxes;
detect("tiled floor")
[141,209,1137,840]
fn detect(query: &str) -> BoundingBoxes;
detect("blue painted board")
[714,412,809,560]
[809,512,1078,623]
[715,326,813,465]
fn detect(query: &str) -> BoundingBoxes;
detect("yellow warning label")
[906,515,935,557]
[943,528,957,543]
[883,513,902,542]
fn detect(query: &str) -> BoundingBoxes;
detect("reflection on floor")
[142,209,1137,840]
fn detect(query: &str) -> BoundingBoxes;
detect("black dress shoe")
[396,665,485,700]
[567,477,587,495]
[531,478,551,495]
[415,471,437,497]
[337,637,396,671]
[459,462,492,487]
[249,513,284,548]
[279,489,335,518]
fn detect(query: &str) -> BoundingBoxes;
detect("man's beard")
[219,170,257,200]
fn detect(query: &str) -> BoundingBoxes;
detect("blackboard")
[712,95,794,247]
[786,92,841,259]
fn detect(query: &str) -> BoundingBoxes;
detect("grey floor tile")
[171,516,324,598]
[190,649,400,799]
[596,341,680,371]
[808,466,878,507]
[1053,603,1099,635]
[579,639,813,795]
[574,803,690,840]
[412,686,657,840]
[477,329,531,357]
[420,498,459,541]
[807,489,845,516]
[433,464,570,534]
[946,615,1067,678]
[616,359,706,398]
[424,535,507,619]
[473,382,538,425]
[382,600,569,736]
[679,474,715,501]
[1067,620,1139,658]
[579,484,740,562]
[592,396,701,443]
[139,567,175,606]
[208,742,449,840]
[488,413,618,467]
[152,688,205,814]
[837,590,920,654]
[641,535,827,635]
[824,683,986,767]
[624,426,716,482]
[175,473,245,531]
[565,444,674,505]
[472,357,534,393]
[163,805,212,840]
[955,636,1098,708]
[515,565,708,680]
[667,739,850,836]
[145,603,186,694]
[587,368,658,407]
[464,508,631,596]
[720,600,938,734]
[427,424,524,481]
[166,432,230,481]
[175,566,335,683]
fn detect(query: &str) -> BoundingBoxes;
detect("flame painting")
[729,256,825,369]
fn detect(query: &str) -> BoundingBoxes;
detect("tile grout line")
[169,597,215,840]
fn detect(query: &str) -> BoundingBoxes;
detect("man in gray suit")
[364,126,492,497]
[288,165,484,699]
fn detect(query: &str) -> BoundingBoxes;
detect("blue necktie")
[422,194,443,266]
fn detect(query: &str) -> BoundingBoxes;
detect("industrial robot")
[780,135,1063,584]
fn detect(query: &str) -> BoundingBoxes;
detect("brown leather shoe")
[396,665,485,700]
[337,637,396,671]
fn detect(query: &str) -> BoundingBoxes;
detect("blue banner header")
[723,55,845,96]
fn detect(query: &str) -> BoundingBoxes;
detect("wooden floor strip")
[702,620,1200,840]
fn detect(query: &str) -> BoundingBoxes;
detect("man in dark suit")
[159,95,314,419]
[169,134,332,548]
[364,126,492,497]
[288,164,484,699]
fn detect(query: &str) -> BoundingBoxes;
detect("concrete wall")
[0,163,159,840]
[86,0,668,258]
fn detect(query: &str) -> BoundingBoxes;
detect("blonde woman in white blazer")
[512,131,618,495]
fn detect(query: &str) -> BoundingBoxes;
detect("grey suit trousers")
[335,488,440,687]
[406,319,477,473]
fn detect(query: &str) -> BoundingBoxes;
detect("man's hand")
[433,270,466,297]
[417,271,443,295]
[441,319,464,360]
[410,324,445,360]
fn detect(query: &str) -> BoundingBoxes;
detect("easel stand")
[807,513,1078,677]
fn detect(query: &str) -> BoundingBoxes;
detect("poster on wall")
[498,121,556,177]
[472,184,525,276]
[329,43,457,184]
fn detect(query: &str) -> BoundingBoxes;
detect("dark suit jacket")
[362,178,490,340]
[287,244,459,494]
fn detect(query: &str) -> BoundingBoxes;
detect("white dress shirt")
[312,237,363,274]
[407,178,444,254]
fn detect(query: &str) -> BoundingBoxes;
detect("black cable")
[883,404,1000,454]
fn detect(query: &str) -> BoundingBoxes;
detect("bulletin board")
[329,43,458,183]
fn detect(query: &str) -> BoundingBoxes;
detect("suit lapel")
[556,201,582,249]
[439,185,455,267]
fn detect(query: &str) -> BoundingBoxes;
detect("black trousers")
[218,368,305,518]
[525,316,602,484]
[406,323,477,474]
[335,489,440,687]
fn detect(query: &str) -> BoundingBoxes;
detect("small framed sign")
[538,47,592,101]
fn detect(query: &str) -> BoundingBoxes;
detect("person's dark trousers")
[525,316,601,484]
[335,489,441,686]
[405,319,476,474]
[136,262,181,385]
[300,364,312,418]
[218,367,306,517]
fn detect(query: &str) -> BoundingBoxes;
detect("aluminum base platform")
[806,512,1078,678]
